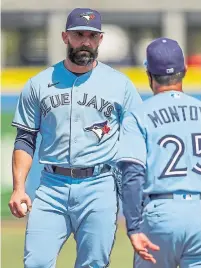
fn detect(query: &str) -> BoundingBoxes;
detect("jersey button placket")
[70,79,79,166]
[74,115,80,122]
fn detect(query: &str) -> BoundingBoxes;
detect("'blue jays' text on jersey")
[12,61,142,167]
[118,91,201,194]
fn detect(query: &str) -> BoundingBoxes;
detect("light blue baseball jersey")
[12,61,142,167]
[118,91,201,194]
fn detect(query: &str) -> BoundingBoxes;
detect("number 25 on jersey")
[158,133,201,178]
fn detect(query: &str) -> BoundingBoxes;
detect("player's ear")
[98,33,104,45]
[146,70,151,81]
[62,31,68,45]
[181,65,188,79]
[146,71,154,91]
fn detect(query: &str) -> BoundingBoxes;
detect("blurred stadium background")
[1,0,201,267]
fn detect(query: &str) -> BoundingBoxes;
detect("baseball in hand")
[21,202,28,214]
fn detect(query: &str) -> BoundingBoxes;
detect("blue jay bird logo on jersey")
[84,121,110,142]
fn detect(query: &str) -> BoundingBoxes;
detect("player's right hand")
[8,190,32,218]
[130,233,160,264]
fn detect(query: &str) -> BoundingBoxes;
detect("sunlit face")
[62,30,103,66]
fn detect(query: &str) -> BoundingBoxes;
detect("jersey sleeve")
[12,79,40,132]
[122,80,142,113]
[117,110,147,167]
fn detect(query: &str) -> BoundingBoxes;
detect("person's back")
[132,91,201,267]
[137,91,201,194]
[117,37,201,268]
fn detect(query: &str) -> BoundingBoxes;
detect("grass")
[1,113,16,137]
[1,191,12,218]
[1,220,133,268]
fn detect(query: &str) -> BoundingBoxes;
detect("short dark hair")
[151,71,185,86]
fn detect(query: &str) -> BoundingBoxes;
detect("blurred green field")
[2,220,133,268]
[1,191,12,218]
[1,113,16,137]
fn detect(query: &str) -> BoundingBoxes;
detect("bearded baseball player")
[8,8,142,268]
[117,37,201,268]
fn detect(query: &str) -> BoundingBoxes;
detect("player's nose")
[81,37,91,47]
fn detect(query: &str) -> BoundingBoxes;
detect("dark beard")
[68,42,98,66]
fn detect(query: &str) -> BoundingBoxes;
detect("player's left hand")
[130,233,160,264]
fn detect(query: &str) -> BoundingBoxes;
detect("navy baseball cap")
[145,37,185,75]
[66,8,103,33]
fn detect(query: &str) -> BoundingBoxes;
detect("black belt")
[149,193,201,200]
[46,164,111,178]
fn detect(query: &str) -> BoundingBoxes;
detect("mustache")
[72,46,95,54]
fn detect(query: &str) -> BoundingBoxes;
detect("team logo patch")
[80,12,95,23]
[84,121,110,142]
[170,92,181,99]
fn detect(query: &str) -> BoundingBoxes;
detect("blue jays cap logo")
[80,12,95,24]
[84,121,110,142]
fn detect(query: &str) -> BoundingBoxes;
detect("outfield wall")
[2,66,201,94]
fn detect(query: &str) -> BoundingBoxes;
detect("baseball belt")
[48,164,111,178]
[149,193,201,200]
